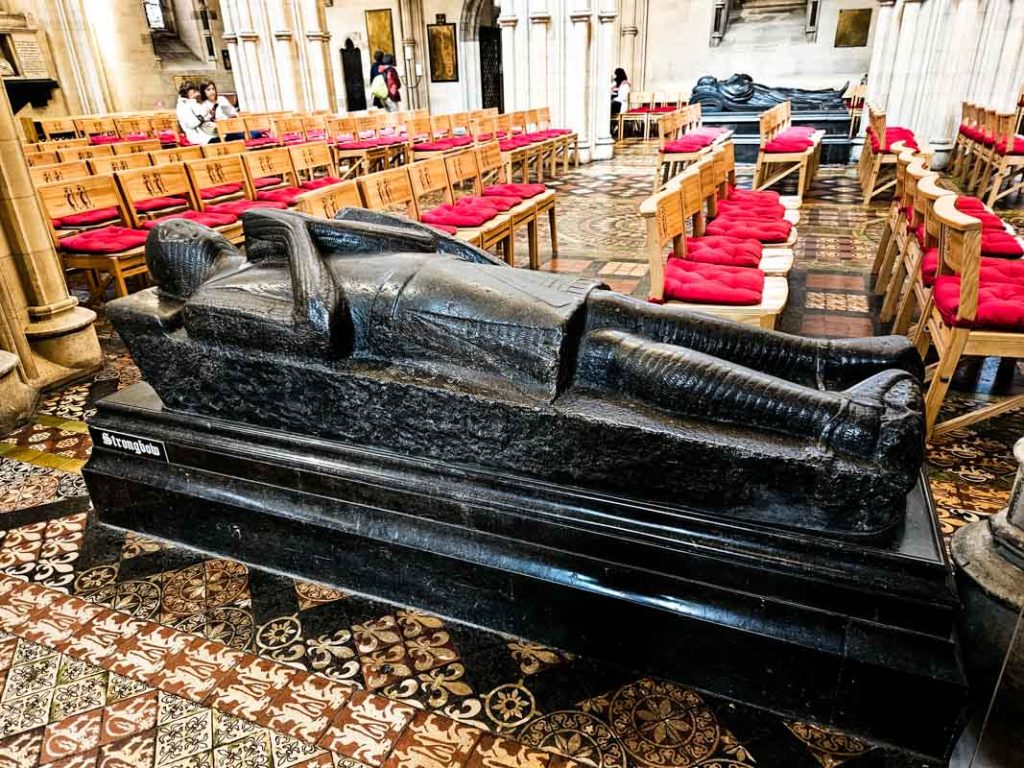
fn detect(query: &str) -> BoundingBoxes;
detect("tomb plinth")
[85,209,968,760]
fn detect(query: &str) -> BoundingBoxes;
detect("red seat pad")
[921,248,1024,287]
[305,130,327,142]
[335,140,381,150]
[705,216,792,243]
[934,275,1024,331]
[51,207,120,229]
[59,225,148,254]
[457,194,522,212]
[280,132,305,144]
[955,196,989,212]
[717,199,786,218]
[690,126,728,138]
[256,187,306,205]
[253,176,284,189]
[140,210,238,229]
[413,140,458,152]
[764,137,813,153]
[996,136,1024,155]
[683,236,763,268]
[88,135,123,145]
[425,223,459,235]
[726,186,780,204]
[205,199,288,215]
[135,196,188,213]
[662,137,713,153]
[499,138,533,151]
[662,260,765,305]
[157,130,178,144]
[982,231,1024,257]
[785,126,817,137]
[300,177,344,191]
[245,137,278,148]
[867,126,918,153]
[199,183,244,200]
[421,203,499,228]
[484,183,547,199]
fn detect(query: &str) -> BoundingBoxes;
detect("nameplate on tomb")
[10,33,50,79]
[92,428,168,462]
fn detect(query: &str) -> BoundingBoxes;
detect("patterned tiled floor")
[1,146,1023,767]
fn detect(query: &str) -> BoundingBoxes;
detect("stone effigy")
[690,73,848,112]
[85,209,966,759]
[107,208,922,536]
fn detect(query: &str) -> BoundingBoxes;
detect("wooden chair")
[653,108,708,192]
[38,117,80,141]
[114,116,154,140]
[947,102,974,183]
[58,144,115,163]
[113,139,162,156]
[871,143,919,297]
[149,146,204,165]
[243,114,279,147]
[36,174,148,301]
[116,163,243,242]
[843,83,866,138]
[272,116,308,145]
[202,140,247,158]
[980,112,1024,207]
[859,105,931,203]
[753,102,822,202]
[495,114,542,184]
[25,150,60,167]
[184,156,255,210]
[149,115,180,145]
[916,195,1024,437]
[73,117,119,144]
[301,115,328,142]
[238,146,304,205]
[289,142,342,190]
[29,161,90,186]
[536,107,579,173]
[476,141,557,261]
[409,155,513,258]
[327,116,389,177]
[952,103,986,188]
[640,167,788,329]
[617,91,653,141]
[357,112,408,166]
[295,179,364,219]
[446,148,538,268]
[964,107,1000,194]
[88,153,152,176]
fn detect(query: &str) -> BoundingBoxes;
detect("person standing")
[611,68,631,138]
[382,54,402,113]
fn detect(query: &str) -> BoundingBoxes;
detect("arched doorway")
[460,0,503,111]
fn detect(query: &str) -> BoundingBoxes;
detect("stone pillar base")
[0,351,37,433]
[24,305,103,388]
[591,137,615,161]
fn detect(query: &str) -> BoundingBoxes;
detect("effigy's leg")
[576,328,923,466]
[584,290,923,390]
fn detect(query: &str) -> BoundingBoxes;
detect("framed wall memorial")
[427,22,458,83]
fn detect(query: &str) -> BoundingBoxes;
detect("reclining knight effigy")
[107,208,926,537]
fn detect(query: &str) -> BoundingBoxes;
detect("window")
[144,0,167,31]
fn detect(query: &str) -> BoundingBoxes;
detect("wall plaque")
[835,9,872,48]
[10,33,50,78]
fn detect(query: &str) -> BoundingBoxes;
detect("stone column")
[0,226,37,434]
[397,0,428,111]
[512,0,531,110]
[498,12,519,113]
[528,4,551,110]
[265,0,300,112]
[0,81,100,395]
[863,0,899,133]
[591,3,618,161]
[230,0,269,111]
[565,7,591,161]
[297,0,335,111]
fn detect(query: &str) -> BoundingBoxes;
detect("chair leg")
[986,163,1008,207]
[111,261,130,298]
[924,328,969,437]
[871,218,895,283]
[547,206,558,256]
[528,218,539,270]
[891,282,920,336]
[878,259,907,323]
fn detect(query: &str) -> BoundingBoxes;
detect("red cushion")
[51,207,120,228]
[684,236,763,268]
[200,183,244,200]
[135,196,187,213]
[245,137,278,148]
[457,194,522,212]
[335,140,381,150]
[421,203,498,228]
[934,276,1024,330]
[426,223,459,235]
[868,126,918,153]
[205,199,289,215]
[414,140,458,152]
[499,139,533,151]
[306,130,327,142]
[705,216,792,244]
[663,137,713,154]
[256,187,306,205]
[88,135,123,145]
[727,186,780,204]
[955,196,989,212]
[921,248,1024,287]
[484,183,547,199]
[280,132,305,145]
[717,199,785,218]
[253,176,283,189]
[663,260,765,305]
[996,136,1024,155]
[785,126,817,137]
[300,177,344,191]
[59,225,148,254]
[764,137,812,153]
[157,130,178,145]
[140,210,238,229]
[981,231,1024,257]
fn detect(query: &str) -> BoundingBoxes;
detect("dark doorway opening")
[341,39,367,111]
[479,26,503,113]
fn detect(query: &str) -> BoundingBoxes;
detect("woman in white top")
[199,81,238,120]
[611,68,631,139]
[175,81,219,145]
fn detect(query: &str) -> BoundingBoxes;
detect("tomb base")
[84,382,968,762]
[700,109,853,164]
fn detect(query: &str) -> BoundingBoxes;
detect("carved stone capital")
[569,10,592,23]
[621,25,638,36]
[529,13,552,24]
[222,34,239,44]
[273,30,293,41]
[238,32,259,42]
[497,14,519,28]
[597,11,617,23]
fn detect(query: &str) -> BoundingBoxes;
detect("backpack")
[385,68,401,100]
[370,74,388,100]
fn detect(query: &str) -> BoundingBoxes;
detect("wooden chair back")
[36,174,132,242]
[114,116,153,139]
[404,115,434,143]
[449,112,471,136]
[243,114,275,137]
[58,145,115,163]
[88,153,152,175]
[113,139,161,155]
[430,114,453,139]
[357,167,419,218]
[628,92,653,112]
[39,137,88,150]
[184,156,250,209]
[326,116,359,143]
[993,112,1017,154]
[149,115,178,136]
[916,175,955,244]
[26,150,60,167]
[931,195,983,323]
[444,150,483,202]
[150,146,204,165]
[475,142,508,183]
[38,117,79,140]
[639,180,686,302]
[239,146,298,197]
[296,180,364,218]
[905,158,935,230]
[273,116,307,143]
[74,117,118,141]
[29,161,90,185]
[407,155,452,203]
[116,164,197,227]
[202,140,247,157]
[216,117,247,138]
[470,116,498,142]
[289,142,337,183]
[302,115,328,142]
